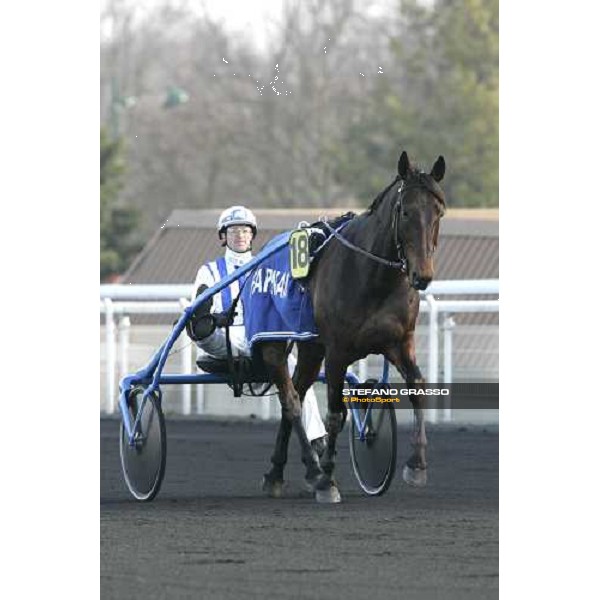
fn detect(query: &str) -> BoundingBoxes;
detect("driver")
[187,205,327,454]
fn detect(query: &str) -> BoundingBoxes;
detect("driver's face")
[226,225,253,252]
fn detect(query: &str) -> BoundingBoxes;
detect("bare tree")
[101,0,401,239]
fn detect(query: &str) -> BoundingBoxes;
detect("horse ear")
[398,151,410,179]
[430,156,445,182]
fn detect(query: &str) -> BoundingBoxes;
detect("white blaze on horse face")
[405,209,436,283]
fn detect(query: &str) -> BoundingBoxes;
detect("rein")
[319,178,409,271]
[321,220,407,271]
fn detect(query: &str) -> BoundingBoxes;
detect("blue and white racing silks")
[192,248,252,351]
[193,258,245,317]
[241,232,319,349]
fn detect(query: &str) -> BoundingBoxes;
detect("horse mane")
[327,211,357,229]
[367,176,400,215]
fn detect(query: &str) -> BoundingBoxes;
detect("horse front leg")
[387,333,428,487]
[292,342,327,472]
[261,343,323,498]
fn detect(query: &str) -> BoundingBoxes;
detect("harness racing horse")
[260,151,446,503]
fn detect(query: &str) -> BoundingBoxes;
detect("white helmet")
[217,205,257,239]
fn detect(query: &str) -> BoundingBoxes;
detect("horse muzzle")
[410,272,431,290]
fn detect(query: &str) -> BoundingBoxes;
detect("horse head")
[395,151,446,290]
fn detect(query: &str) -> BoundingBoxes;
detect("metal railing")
[100,280,499,415]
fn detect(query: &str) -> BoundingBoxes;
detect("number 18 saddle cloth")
[241,231,319,348]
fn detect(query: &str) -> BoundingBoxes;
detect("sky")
[195,0,397,36]
[100,0,397,50]
[100,0,289,51]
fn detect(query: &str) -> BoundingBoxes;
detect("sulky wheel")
[119,386,167,502]
[349,403,397,496]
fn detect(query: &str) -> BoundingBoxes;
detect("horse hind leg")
[315,355,348,504]
[260,343,291,498]
[262,418,292,498]
[387,337,428,488]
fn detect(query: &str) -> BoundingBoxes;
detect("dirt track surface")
[101,417,498,600]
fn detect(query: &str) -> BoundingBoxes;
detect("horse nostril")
[410,273,430,290]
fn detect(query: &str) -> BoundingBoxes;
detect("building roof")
[122,207,498,285]
[119,207,498,327]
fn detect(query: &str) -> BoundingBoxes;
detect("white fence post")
[426,295,439,423]
[442,315,455,384]
[426,295,439,384]
[442,315,456,422]
[105,299,116,414]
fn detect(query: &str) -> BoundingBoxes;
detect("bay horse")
[260,150,446,502]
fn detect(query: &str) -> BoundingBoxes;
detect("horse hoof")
[402,465,427,487]
[315,484,342,504]
[262,476,284,498]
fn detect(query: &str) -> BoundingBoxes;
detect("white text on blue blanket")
[250,268,290,298]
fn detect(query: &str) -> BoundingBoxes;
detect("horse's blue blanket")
[241,232,319,348]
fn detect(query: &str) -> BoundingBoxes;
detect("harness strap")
[321,221,407,271]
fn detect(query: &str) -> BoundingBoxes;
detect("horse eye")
[402,210,409,219]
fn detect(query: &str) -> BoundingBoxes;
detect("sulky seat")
[195,352,272,384]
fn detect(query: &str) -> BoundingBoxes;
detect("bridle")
[322,174,444,272]
[392,174,446,265]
